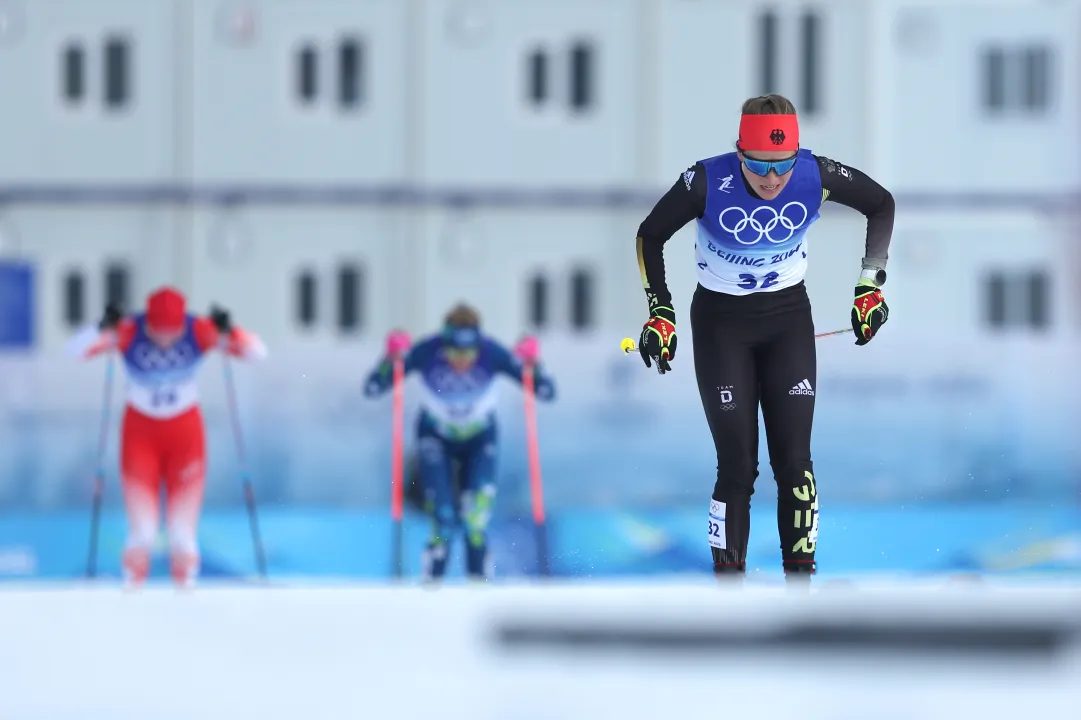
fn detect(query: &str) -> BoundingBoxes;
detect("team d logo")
[719,202,808,245]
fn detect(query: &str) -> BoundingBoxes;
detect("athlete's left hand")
[385,329,411,358]
[209,305,232,333]
[851,280,888,345]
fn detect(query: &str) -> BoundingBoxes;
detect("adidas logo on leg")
[789,379,815,396]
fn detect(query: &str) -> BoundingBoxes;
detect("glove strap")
[855,278,879,292]
[650,305,676,324]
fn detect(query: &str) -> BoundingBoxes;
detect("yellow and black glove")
[639,305,677,374]
[851,279,888,346]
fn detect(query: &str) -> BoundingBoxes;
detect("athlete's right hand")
[98,303,122,331]
[639,306,677,374]
[513,335,541,365]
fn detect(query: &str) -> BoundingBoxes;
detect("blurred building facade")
[0,0,1079,517]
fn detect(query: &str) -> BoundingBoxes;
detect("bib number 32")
[737,271,779,290]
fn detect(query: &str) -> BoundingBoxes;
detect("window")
[522,40,597,113]
[104,261,130,311]
[527,273,549,329]
[1022,46,1050,111]
[292,39,369,110]
[757,11,778,95]
[980,44,1054,115]
[336,262,364,333]
[526,48,548,106]
[985,271,1007,327]
[63,270,85,327]
[799,10,821,115]
[569,267,596,330]
[983,269,1051,330]
[103,35,131,109]
[296,270,317,328]
[569,41,595,112]
[338,37,364,109]
[982,47,1006,111]
[296,44,319,104]
[61,42,85,104]
[1026,269,1050,329]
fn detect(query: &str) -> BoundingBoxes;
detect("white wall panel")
[0,0,174,181]
[420,0,640,186]
[189,0,410,182]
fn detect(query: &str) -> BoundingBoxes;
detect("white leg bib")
[708,499,727,550]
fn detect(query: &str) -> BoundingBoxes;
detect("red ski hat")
[146,287,187,331]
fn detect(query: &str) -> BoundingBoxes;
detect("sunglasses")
[741,153,798,177]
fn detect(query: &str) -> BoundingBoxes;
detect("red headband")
[737,114,799,152]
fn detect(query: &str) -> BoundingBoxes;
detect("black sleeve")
[635,164,707,310]
[815,155,895,270]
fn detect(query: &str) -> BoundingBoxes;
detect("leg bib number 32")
[707,499,726,550]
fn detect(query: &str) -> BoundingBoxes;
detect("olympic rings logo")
[132,342,195,370]
[430,367,484,394]
[718,202,808,245]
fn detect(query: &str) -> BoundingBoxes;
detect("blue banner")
[550,504,1081,579]
[0,504,1077,581]
[2,334,1081,510]
[0,261,33,349]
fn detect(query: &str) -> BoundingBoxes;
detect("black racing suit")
[636,155,895,577]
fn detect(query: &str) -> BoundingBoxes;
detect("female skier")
[68,287,266,586]
[634,94,893,582]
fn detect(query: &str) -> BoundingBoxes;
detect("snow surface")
[1,578,1079,719]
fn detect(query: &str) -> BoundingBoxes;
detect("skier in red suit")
[67,287,267,586]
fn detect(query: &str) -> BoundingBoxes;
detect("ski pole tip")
[620,337,637,354]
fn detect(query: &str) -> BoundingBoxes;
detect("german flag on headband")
[737,114,799,152]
